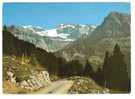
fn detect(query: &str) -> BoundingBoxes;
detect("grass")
[3,80,29,94]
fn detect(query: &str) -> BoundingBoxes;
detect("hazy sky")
[3,3,130,29]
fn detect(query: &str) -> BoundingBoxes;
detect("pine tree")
[83,60,94,77]
[102,51,110,87]
[102,44,130,91]
[110,44,129,90]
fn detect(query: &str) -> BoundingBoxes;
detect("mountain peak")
[22,25,43,29]
[106,11,129,20]
[108,11,122,16]
[101,11,130,28]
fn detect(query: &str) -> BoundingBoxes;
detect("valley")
[3,11,131,94]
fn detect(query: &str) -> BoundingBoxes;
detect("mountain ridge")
[55,12,131,72]
[7,24,96,52]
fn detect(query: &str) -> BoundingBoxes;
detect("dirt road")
[32,80,73,94]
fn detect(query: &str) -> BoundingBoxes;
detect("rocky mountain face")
[7,24,95,52]
[55,12,130,72]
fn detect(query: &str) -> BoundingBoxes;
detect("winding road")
[32,80,73,94]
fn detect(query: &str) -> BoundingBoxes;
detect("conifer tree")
[102,51,110,87]
[102,44,130,91]
[83,60,94,77]
[109,44,129,90]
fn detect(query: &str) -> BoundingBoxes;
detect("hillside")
[3,26,67,74]
[55,12,131,72]
[3,26,108,94]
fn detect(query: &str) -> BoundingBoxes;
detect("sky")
[3,3,130,29]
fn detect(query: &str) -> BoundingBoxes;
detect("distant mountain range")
[55,12,130,72]
[7,24,96,52]
[5,11,130,73]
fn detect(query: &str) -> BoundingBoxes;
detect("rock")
[7,71,14,77]
[6,70,52,91]
[7,71,16,84]
[21,70,51,90]
[20,80,28,88]
[27,80,33,87]
[42,71,51,81]
[68,76,110,94]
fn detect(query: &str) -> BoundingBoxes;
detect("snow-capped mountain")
[22,25,48,36]
[21,24,96,41]
[46,29,73,41]
[57,24,96,40]
[7,24,96,52]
